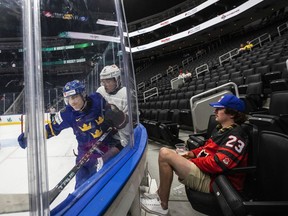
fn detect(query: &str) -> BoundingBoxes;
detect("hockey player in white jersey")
[97,64,129,147]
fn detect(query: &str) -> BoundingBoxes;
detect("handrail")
[195,63,209,78]
[150,73,162,83]
[277,21,288,36]
[250,33,271,47]
[182,56,193,68]
[190,82,239,106]
[143,87,158,102]
[137,82,145,91]
[189,82,239,133]
[219,33,271,66]
[167,64,179,75]
[219,48,239,65]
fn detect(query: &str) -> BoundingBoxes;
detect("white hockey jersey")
[97,86,129,147]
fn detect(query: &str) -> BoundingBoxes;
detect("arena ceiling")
[0,0,287,78]
[0,0,286,41]
[124,0,187,22]
[128,0,288,59]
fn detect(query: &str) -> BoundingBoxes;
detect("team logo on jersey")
[79,122,92,131]
[95,116,104,125]
[90,129,102,138]
[222,157,230,165]
[197,150,209,158]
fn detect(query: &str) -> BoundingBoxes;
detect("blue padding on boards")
[51,124,147,216]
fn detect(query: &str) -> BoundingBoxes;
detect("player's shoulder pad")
[88,93,106,108]
[89,92,105,100]
[117,87,127,95]
[54,106,72,124]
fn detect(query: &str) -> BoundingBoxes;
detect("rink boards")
[0,114,148,215]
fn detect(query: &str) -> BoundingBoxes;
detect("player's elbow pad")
[117,113,129,129]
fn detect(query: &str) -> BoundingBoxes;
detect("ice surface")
[0,124,78,213]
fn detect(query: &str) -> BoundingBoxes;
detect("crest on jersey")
[222,157,230,165]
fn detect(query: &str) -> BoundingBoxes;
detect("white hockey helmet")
[100,64,121,80]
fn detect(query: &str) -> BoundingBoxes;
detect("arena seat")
[220,74,230,81]
[194,83,206,95]
[158,109,183,145]
[206,82,217,90]
[240,64,250,72]
[212,131,288,216]
[155,101,162,109]
[271,61,287,74]
[230,71,242,80]
[249,90,288,134]
[251,62,262,70]
[162,100,170,109]
[178,98,193,130]
[256,65,270,77]
[242,68,254,79]
[217,79,229,86]
[187,85,196,92]
[186,122,258,216]
[141,99,183,145]
[230,76,244,86]
[243,81,267,114]
[238,73,262,95]
[234,62,242,71]
[270,78,288,92]
[177,91,186,99]
[265,58,277,67]
[264,70,282,85]
[211,76,219,83]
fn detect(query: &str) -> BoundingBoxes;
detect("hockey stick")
[0,127,112,213]
[48,127,113,204]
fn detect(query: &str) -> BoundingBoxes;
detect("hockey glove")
[18,133,27,149]
[104,104,128,129]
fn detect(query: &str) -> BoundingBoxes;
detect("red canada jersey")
[190,124,248,191]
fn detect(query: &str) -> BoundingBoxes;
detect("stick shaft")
[49,127,112,204]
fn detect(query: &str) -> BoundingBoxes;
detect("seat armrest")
[213,170,288,216]
[148,120,161,126]
[252,114,279,119]
[188,135,205,141]
[189,132,207,137]
[248,109,269,115]
[161,122,178,127]
[212,175,246,216]
[187,136,205,150]
[160,122,179,135]
[249,116,276,127]
[243,201,288,214]
[225,166,256,175]
[279,114,288,118]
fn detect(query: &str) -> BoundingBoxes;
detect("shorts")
[179,162,211,193]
